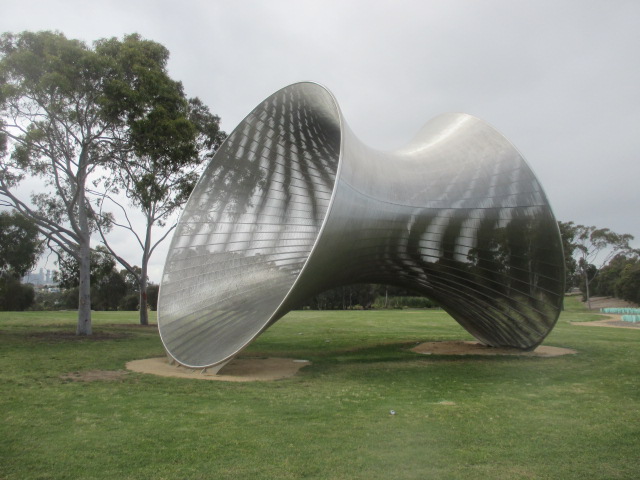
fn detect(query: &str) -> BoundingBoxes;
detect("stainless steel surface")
[158,82,565,368]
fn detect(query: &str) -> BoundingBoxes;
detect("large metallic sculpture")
[158,82,565,369]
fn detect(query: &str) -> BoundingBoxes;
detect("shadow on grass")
[252,340,567,370]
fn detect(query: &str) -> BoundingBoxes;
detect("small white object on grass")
[390,410,396,415]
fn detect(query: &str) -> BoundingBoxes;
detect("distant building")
[23,268,58,286]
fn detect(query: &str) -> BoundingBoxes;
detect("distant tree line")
[302,284,438,311]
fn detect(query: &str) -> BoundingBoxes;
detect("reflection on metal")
[158,82,565,369]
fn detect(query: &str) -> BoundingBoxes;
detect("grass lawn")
[1,297,638,479]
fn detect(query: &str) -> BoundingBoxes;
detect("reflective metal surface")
[158,82,565,368]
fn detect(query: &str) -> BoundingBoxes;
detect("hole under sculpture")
[158,82,565,370]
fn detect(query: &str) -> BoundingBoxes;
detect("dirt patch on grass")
[126,357,311,382]
[61,370,128,382]
[411,341,576,357]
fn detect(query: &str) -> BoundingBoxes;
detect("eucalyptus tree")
[0,31,219,333]
[92,39,225,325]
[564,222,636,308]
[0,31,110,333]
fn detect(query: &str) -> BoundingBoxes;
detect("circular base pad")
[126,357,311,382]
[411,341,576,357]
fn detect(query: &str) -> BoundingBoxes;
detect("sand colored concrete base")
[126,357,310,382]
[411,341,576,357]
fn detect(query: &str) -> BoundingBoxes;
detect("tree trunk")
[76,168,92,335]
[585,270,591,310]
[77,241,92,335]
[139,276,149,325]
[139,228,151,325]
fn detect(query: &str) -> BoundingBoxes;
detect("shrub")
[118,294,139,311]
[372,295,438,309]
[0,276,35,311]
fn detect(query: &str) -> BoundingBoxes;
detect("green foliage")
[0,275,34,310]
[31,288,65,310]
[304,285,438,310]
[0,211,41,310]
[305,284,381,310]
[54,247,145,311]
[120,267,141,293]
[94,33,224,193]
[617,262,640,304]
[92,269,128,311]
[55,246,116,289]
[1,306,640,479]
[591,254,628,297]
[372,295,438,309]
[0,31,110,182]
[593,254,640,304]
[118,293,140,311]
[146,283,159,310]
[558,220,579,290]
[0,211,42,277]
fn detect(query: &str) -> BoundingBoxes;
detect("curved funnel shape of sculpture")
[158,82,565,369]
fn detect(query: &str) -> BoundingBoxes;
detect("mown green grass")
[1,299,639,479]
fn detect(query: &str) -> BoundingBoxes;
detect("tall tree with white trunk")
[0,31,223,332]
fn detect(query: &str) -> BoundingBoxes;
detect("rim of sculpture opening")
[158,82,344,368]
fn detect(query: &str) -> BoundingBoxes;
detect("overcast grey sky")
[2,0,639,281]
